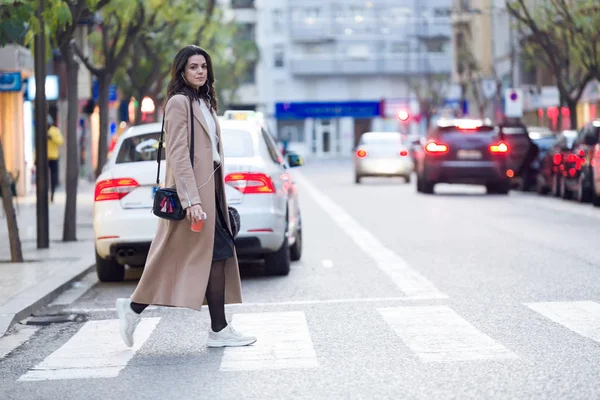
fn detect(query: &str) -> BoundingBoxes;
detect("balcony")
[289,54,452,76]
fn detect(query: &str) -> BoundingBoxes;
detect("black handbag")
[152,97,195,221]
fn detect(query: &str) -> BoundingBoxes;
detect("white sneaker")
[207,325,257,348]
[116,298,140,348]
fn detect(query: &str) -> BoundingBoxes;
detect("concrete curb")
[0,261,95,336]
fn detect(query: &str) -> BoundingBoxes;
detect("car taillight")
[399,150,408,156]
[489,142,509,153]
[94,178,139,201]
[225,172,275,194]
[567,154,578,163]
[579,149,585,157]
[553,153,562,165]
[425,142,448,153]
[356,149,367,158]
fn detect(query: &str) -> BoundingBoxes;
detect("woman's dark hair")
[166,45,218,112]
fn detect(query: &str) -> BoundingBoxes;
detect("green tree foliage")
[506,0,599,128]
[113,0,217,124]
[113,0,259,121]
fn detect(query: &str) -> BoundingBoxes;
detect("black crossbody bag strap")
[156,97,195,185]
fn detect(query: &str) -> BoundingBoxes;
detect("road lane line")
[0,325,38,359]
[64,296,448,314]
[526,301,600,343]
[321,259,334,268]
[294,172,447,299]
[18,318,160,381]
[378,305,517,362]
[219,311,318,371]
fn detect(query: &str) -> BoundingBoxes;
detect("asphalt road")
[2,159,600,400]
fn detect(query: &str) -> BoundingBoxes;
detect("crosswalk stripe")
[18,318,160,381]
[526,301,600,343]
[294,172,447,300]
[219,311,318,372]
[378,305,518,362]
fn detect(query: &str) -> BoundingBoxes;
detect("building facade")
[249,0,454,159]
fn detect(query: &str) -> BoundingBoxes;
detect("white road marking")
[378,305,517,362]
[219,311,318,371]
[0,325,38,359]
[294,172,447,299]
[321,259,334,268]
[18,318,160,381]
[526,301,600,343]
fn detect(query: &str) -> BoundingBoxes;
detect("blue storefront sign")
[92,80,118,102]
[276,101,381,120]
[0,72,22,92]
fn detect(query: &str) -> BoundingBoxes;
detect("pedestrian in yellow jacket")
[47,115,64,202]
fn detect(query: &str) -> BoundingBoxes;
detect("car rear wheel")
[290,227,302,261]
[95,250,125,282]
[403,175,411,184]
[486,182,510,195]
[576,172,593,203]
[560,178,572,199]
[355,174,361,184]
[418,177,434,194]
[551,174,562,197]
[593,189,600,207]
[265,239,291,276]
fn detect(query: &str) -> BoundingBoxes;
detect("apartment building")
[246,0,454,159]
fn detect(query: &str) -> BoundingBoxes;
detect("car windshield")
[533,136,556,151]
[115,132,163,163]
[221,129,255,157]
[361,134,405,145]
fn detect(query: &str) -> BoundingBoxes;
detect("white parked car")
[93,119,303,282]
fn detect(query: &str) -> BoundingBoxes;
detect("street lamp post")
[34,0,49,249]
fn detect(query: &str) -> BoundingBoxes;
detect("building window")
[274,45,285,68]
[231,0,254,9]
[272,9,283,32]
[390,41,410,53]
[236,23,255,41]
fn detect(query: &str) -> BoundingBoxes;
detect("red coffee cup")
[191,212,207,232]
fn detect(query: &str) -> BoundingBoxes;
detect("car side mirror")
[584,134,599,146]
[287,152,303,168]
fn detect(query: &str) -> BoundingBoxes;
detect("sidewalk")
[0,180,96,336]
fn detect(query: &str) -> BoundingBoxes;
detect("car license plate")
[457,150,482,160]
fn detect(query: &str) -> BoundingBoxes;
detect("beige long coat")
[131,94,242,310]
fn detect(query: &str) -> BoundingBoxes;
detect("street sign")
[0,72,22,92]
[504,88,523,118]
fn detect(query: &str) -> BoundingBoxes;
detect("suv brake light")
[489,142,509,153]
[553,153,562,165]
[94,178,139,201]
[425,142,448,153]
[356,149,367,158]
[225,172,275,194]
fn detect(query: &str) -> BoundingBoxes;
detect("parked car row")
[93,111,304,282]
[531,120,600,206]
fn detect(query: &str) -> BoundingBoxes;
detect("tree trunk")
[134,91,144,125]
[34,14,49,249]
[567,99,578,129]
[95,73,110,178]
[62,44,80,242]
[0,138,23,262]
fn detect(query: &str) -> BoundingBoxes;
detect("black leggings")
[48,159,59,200]
[130,260,228,332]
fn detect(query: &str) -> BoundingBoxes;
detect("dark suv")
[415,119,511,194]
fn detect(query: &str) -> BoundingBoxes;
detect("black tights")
[130,260,228,332]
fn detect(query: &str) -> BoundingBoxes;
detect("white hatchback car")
[93,120,303,282]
